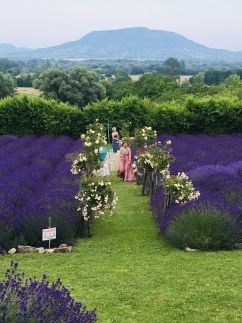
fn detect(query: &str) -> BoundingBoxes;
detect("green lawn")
[2,175,242,322]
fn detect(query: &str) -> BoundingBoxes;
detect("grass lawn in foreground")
[2,175,242,322]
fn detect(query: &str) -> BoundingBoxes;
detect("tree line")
[1,57,242,107]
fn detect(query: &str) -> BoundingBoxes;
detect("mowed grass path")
[2,175,242,322]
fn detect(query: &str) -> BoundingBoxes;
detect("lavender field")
[0,135,82,249]
[152,134,242,248]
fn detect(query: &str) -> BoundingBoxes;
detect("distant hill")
[0,43,31,56]
[1,27,242,62]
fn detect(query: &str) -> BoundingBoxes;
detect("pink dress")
[119,147,136,182]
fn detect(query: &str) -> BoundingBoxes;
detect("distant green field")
[17,87,42,96]
[130,74,193,83]
[130,74,142,81]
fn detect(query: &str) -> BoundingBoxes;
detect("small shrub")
[167,205,238,250]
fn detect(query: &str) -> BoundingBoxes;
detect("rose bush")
[134,126,157,148]
[75,178,118,221]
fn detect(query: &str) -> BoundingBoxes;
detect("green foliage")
[186,96,242,133]
[113,70,131,83]
[0,58,22,75]
[34,67,106,107]
[133,74,180,101]
[164,57,182,77]
[190,72,205,84]
[0,95,85,137]
[104,70,133,100]
[0,93,242,137]
[107,79,134,100]
[150,101,191,134]
[204,70,233,85]
[16,74,33,87]
[84,96,150,134]
[219,74,242,99]
[167,206,237,250]
[0,72,16,99]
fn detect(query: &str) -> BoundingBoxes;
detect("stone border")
[8,244,72,254]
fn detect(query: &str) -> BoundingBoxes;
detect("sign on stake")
[42,217,56,249]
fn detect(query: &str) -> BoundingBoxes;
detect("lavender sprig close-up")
[0,260,96,322]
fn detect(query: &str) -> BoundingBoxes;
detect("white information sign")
[42,227,56,241]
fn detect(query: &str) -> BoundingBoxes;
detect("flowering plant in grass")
[0,260,96,322]
[83,120,107,152]
[75,177,118,221]
[163,171,200,205]
[71,120,107,176]
[71,150,103,175]
[134,126,157,148]
[71,152,88,175]
[136,143,173,174]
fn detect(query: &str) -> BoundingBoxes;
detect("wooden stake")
[142,169,148,196]
[48,216,51,250]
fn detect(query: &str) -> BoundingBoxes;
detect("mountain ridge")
[1,27,242,62]
[0,43,31,55]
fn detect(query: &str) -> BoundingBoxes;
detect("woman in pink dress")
[118,142,136,182]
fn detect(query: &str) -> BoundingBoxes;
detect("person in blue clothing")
[111,127,120,153]
[98,146,110,176]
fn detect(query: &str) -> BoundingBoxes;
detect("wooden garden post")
[87,219,91,238]
[142,168,148,196]
[163,194,169,213]
[150,171,155,197]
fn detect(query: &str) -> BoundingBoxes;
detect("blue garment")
[112,138,120,153]
[99,147,107,161]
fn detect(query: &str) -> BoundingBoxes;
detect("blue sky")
[1,0,242,50]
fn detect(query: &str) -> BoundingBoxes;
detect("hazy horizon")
[1,0,242,51]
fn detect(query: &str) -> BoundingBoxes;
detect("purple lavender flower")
[153,134,242,241]
[0,135,82,249]
[0,261,96,322]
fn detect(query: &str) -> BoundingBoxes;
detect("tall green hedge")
[150,96,242,134]
[0,94,241,137]
[84,96,151,133]
[186,96,242,133]
[149,101,191,134]
[0,95,86,137]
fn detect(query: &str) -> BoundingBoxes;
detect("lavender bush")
[0,260,96,322]
[152,134,242,249]
[167,205,238,250]
[0,135,83,249]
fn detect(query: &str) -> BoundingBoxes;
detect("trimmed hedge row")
[0,95,242,138]
[0,95,86,138]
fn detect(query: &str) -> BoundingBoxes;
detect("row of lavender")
[151,134,242,250]
[0,135,82,249]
